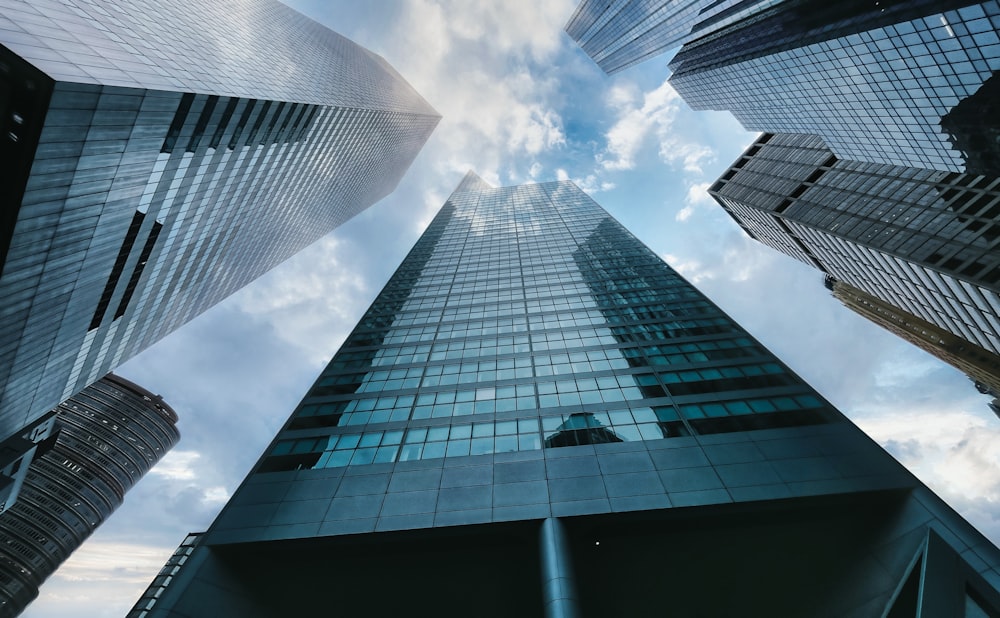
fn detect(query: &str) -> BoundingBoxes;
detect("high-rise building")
[668,1,1000,174]
[709,132,1000,385]
[824,276,1000,406]
[0,373,179,617]
[0,0,439,444]
[564,0,775,75]
[133,174,1000,617]
[567,1,1000,174]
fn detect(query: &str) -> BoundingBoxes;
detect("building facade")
[0,373,179,617]
[709,132,1000,375]
[668,0,1000,174]
[564,0,780,74]
[825,277,1000,402]
[0,0,439,444]
[567,1,1000,174]
[135,175,1000,617]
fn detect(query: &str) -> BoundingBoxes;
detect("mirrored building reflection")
[135,174,1000,617]
[0,0,439,446]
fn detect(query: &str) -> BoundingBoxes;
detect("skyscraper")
[0,373,179,616]
[709,132,1000,393]
[667,1,1000,174]
[0,0,439,445]
[824,277,1000,409]
[134,174,1000,617]
[564,0,755,74]
[567,1,1000,175]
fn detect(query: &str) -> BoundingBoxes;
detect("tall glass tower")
[0,0,439,445]
[564,0,780,75]
[566,1,1000,175]
[710,132,1000,357]
[135,174,1000,617]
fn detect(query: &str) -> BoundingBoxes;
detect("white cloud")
[675,182,716,222]
[686,181,713,206]
[660,140,715,174]
[25,541,178,617]
[662,233,771,284]
[598,78,717,176]
[46,542,174,585]
[675,205,695,222]
[228,235,371,364]
[148,450,201,481]
[202,486,231,504]
[377,0,572,183]
[860,410,1000,506]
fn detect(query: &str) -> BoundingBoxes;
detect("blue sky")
[23,1,1000,616]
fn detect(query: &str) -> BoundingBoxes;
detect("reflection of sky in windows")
[712,132,1000,355]
[670,3,1000,174]
[262,178,840,472]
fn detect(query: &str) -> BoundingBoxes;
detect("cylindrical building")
[0,374,179,616]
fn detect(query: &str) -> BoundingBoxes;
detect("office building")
[668,1,1000,174]
[564,0,777,74]
[134,174,1000,617]
[566,1,1000,173]
[825,277,1000,407]
[0,0,439,445]
[0,373,179,617]
[710,132,1000,368]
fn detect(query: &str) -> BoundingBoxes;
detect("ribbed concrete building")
[0,373,179,617]
[134,175,1000,617]
[0,0,439,446]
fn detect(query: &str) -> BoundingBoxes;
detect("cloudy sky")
[24,1,1000,616]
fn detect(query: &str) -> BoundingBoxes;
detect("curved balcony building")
[0,374,179,617]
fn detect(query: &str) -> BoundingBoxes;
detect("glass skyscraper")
[567,1,1000,175]
[0,0,439,446]
[135,175,1000,617]
[668,1,1000,174]
[564,0,781,75]
[0,373,179,616]
[710,132,1000,399]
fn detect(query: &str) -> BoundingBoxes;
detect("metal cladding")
[0,0,439,444]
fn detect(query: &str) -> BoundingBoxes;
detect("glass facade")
[136,174,1000,617]
[565,0,782,74]
[0,0,439,444]
[0,373,179,616]
[710,132,1000,356]
[669,1,1000,174]
[257,174,841,475]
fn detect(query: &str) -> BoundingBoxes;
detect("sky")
[23,1,1000,616]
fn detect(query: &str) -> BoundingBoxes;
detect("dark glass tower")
[0,0,439,445]
[567,1,1000,174]
[668,1,1000,174]
[710,132,1000,382]
[0,373,179,617]
[564,0,773,74]
[135,174,1000,617]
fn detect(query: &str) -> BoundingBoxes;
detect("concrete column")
[539,517,581,618]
